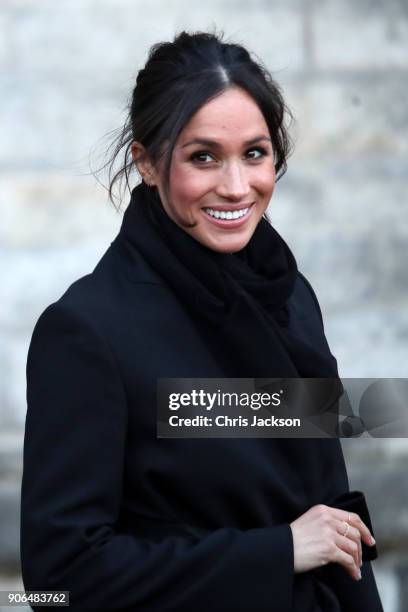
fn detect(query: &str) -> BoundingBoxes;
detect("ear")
[131,141,157,186]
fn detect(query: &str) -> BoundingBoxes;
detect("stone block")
[1,173,121,248]
[313,0,408,70]
[0,335,30,429]
[0,485,21,568]
[324,306,408,377]
[271,158,408,307]
[283,72,408,157]
[0,435,23,481]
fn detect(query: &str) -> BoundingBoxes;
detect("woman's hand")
[289,504,376,581]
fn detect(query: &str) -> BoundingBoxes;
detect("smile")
[203,207,250,220]
[201,203,255,229]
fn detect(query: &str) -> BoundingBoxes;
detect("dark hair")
[100,29,294,223]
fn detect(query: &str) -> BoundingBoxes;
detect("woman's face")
[143,87,277,253]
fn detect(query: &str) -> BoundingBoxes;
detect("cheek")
[170,165,212,207]
[256,166,276,195]
[257,164,276,189]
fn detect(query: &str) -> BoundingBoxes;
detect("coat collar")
[110,196,167,286]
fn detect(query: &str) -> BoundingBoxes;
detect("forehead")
[179,87,269,140]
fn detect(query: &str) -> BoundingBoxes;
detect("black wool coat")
[21,207,383,611]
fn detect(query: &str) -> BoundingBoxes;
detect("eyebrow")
[180,135,272,149]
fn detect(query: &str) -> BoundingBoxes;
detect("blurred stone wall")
[1,0,407,610]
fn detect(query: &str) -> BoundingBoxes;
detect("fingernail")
[371,536,376,545]
[357,570,362,580]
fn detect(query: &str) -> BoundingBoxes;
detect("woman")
[21,31,383,611]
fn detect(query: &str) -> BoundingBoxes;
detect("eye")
[190,151,215,164]
[246,147,268,160]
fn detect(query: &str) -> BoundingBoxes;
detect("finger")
[333,546,361,581]
[330,508,375,546]
[356,532,362,567]
[335,521,362,567]
[334,532,360,573]
[351,514,376,547]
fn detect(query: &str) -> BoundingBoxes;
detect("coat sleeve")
[21,301,294,612]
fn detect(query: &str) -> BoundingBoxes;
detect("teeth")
[204,207,249,220]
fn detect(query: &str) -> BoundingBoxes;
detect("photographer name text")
[168,415,301,428]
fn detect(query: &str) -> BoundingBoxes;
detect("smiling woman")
[132,87,276,253]
[21,30,383,612]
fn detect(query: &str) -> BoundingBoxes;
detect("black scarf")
[120,182,338,380]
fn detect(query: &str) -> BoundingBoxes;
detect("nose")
[216,161,251,202]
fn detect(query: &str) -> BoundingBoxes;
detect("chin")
[202,234,251,254]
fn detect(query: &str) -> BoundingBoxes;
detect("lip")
[201,202,255,229]
[202,202,255,212]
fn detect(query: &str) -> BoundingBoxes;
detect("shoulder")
[30,240,177,351]
[54,239,165,315]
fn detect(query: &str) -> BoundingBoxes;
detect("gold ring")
[342,522,350,537]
